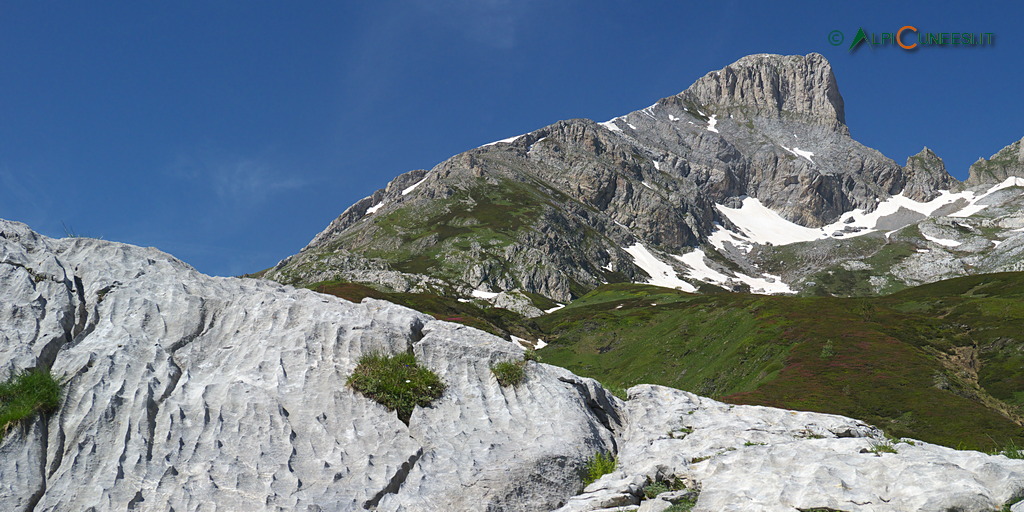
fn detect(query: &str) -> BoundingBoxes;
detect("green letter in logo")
[849,27,869,52]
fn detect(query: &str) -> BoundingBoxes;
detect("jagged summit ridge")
[677,52,847,133]
[267,52,1024,303]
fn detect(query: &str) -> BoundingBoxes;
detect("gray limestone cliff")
[966,137,1024,187]
[681,52,847,133]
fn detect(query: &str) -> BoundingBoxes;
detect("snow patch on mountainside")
[922,233,962,248]
[736,271,794,294]
[781,145,815,163]
[366,201,385,214]
[623,243,696,292]
[950,177,1024,218]
[706,115,719,133]
[600,119,622,132]
[471,289,499,299]
[673,249,793,294]
[402,177,427,195]
[481,134,523,147]
[714,187,1017,251]
[716,197,824,246]
[674,249,729,284]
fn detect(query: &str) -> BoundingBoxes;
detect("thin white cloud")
[340,1,533,117]
[413,0,529,50]
[209,159,304,203]
[166,153,304,205]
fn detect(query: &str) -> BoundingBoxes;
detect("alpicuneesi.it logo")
[827,27,995,51]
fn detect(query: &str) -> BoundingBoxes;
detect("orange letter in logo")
[897,25,918,49]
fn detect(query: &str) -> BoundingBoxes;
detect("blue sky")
[2,1,1022,276]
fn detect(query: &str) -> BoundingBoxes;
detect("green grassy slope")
[537,276,1024,450]
[307,280,541,341]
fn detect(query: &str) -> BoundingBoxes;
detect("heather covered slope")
[537,275,1024,450]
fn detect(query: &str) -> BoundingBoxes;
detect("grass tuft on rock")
[347,352,445,424]
[582,451,616,486]
[0,368,61,441]
[992,440,1024,459]
[867,439,898,455]
[491,360,526,387]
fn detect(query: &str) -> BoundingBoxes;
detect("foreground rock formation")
[2,218,1024,511]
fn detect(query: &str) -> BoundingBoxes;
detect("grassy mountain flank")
[303,272,1024,450]
[305,280,543,341]
[536,274,1024,451]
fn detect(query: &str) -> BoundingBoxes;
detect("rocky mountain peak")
[902,146,954,201]
[676,52,847,134]
[966,136,1024,187]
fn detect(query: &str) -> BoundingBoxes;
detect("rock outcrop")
[966,137,1024,187]
[4,219,1024,511]
[0,219,616,511]
[681,52,847,133]
[903,147,954,201]
[562,386,1024,512]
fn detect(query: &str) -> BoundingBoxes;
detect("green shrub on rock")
[582,451,616,486]
[491,360,526,386]
[347,352,445,424]
[0,368,62,441]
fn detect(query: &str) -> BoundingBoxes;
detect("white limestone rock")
[563,385,1024,512]
[0,219,617,511]
[5,217,1024,511]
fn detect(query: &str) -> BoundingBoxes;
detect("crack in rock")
[362,447,423,509]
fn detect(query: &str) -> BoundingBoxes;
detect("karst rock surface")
[3,218,1024,511]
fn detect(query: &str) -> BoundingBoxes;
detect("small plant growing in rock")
[867,439,898,455]
[668,425,694,439]
[523,348,540,362]
[643,481,670,499]
[992,440,1024,459]
[1001,496,1024,512]
[582,451,616,486]
[0,368,62,441]
[491,360,526,386]
[347,352,445,424]
[664,489,700,511]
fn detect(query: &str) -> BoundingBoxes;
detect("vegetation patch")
[538,275,1024,451]
[491,360,526,387]
[0,368,62,441]
[867,439,898,455]
[308,280,542,341]
[992,440,1024,459]
[663,488,701,512]
[347,352,445,424]
[581,451,616,486]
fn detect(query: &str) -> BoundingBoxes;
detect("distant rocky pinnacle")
[266,52,1024,303]
[903,147,954,201]
[966,137,1024,187]
[4,218,1024,511]
[680,52,847,134]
